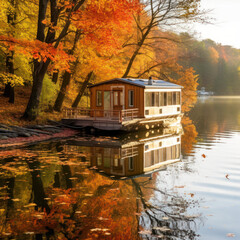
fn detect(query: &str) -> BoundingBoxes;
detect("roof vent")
[148,76,153,85]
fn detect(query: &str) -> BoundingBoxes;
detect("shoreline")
[0,125,79,150]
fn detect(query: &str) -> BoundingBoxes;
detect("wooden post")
[120,111,122,122]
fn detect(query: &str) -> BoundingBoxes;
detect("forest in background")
[179,34,240,95]
[0,0,238,122]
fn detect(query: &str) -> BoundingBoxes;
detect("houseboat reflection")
[65,125,182,178]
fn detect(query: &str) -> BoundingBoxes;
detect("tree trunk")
[72,71,93,108]
[23,0,85,120]
[3,83,11,97]
[4,0,16,102]
[26,159,50,213]
[53,71,71,112]
[23,59,50,120]
[52,70,59,83]
[53,31,81,111]
[22,0,49,120]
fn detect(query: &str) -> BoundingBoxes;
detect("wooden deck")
[62,108,139,130]
[62,108,182,131]
[63,108,138,122]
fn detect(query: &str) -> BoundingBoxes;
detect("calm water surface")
[0,97,240,239]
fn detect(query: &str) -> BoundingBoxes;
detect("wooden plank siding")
[90,82,145,118]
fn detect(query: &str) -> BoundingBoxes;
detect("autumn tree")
[121,0,207,78]
[53,0,140,111]
[0,0,35,103]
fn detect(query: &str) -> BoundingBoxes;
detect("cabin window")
[96,91,102,106]
[164,92,167,106]
[176,144,180,158]
[114,155,119,167]
[128,90,134,107]
[154,150,159,164]
[113,91,123,106]
[97,153,102,166]
[129,157,134,170]
[103,148,111,168]
[176,92,180,105]
[166,146,172,160]
[113,92,118,106]
[159,92,164,106]
[172,145,176,159]
[173,92,177,105]
[168,92,173,105]
[145,92,159,107]
[154,92,159,106]
[120,92,124,106]
[145,92,151,107]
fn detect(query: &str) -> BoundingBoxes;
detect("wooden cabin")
[62,78,183,131]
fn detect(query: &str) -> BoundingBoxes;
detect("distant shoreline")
[198,96,240,99]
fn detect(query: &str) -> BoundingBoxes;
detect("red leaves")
[72,0,141,55]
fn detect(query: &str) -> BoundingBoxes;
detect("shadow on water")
[0,122,202,240]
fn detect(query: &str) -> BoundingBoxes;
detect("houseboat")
[62,77,183,131]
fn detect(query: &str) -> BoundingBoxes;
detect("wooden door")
[113,89,123,118]
[104,91,111,117]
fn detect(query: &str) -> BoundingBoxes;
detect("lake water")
[0,97,240,239]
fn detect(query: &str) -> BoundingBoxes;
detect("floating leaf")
[174,185,185,188]
[138,230,151,235]
[153,226,171,232]
[226,233,235,237]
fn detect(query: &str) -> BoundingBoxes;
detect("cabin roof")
[89,78,183,89]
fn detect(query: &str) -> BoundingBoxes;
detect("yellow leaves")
[0,72,24,87]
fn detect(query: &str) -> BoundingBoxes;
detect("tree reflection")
[0,139,202,240]
[132,176,200,240]
[181,116,198,155]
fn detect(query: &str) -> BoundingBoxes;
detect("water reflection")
[0,124,203,240]
[65,126,182,179]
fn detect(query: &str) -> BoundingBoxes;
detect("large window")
[167,92,172,105]
[164,92,167,106]
[145,91,180,107]
[129,90,134,107]
[176,92,180,105]
[145,92,159,107]
[173,92,177,105]
[96,90,102,106]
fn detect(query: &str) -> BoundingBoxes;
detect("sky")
[193,0,240,49]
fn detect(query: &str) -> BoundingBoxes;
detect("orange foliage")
[74,0,141,54]
[0,36,74,72]
[171,67,199,112]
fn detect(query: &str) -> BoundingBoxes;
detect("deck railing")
[63,108,139,122]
